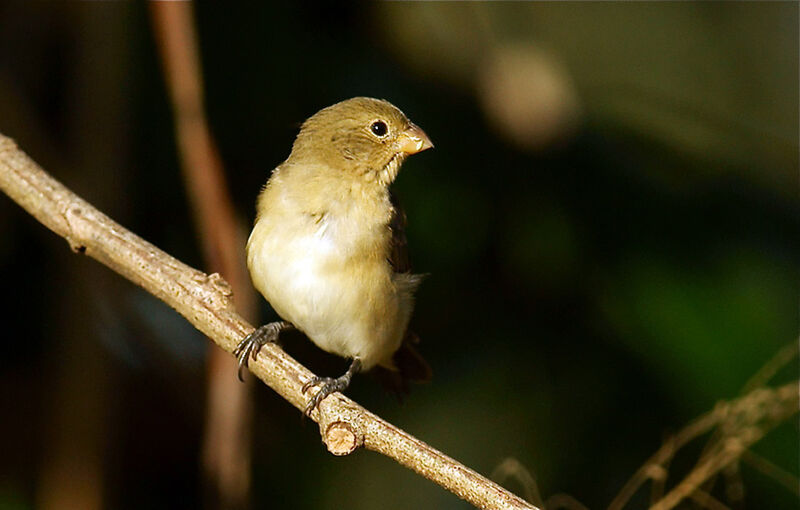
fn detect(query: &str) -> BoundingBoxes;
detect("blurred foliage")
[0,2,797,510]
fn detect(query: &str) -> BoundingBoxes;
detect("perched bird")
[235,97,433,415]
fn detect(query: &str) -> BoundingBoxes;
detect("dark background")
[0,2,797,510]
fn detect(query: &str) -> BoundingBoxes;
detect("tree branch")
[0,133,537,510]
[149,3,257,508]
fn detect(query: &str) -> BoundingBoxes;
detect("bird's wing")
[375,192,432,398]
[388,191,412,274]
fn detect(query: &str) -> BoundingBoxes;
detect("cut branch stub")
[317,394,366,456]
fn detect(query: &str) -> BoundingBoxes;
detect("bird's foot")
[302,358,361,417]
[234,321,293,381]
[302,376,350,417]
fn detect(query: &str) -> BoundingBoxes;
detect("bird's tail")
[373,330,432,400]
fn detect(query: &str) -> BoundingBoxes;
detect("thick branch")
[0,134,537,510]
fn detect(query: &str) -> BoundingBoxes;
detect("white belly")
[246,218,407,370]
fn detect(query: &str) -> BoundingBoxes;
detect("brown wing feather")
[388,191,412,274]
[375,192,432,398]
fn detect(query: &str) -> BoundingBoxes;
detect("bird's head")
[289,97,433,186]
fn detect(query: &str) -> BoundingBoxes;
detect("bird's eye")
[370,120,388,137]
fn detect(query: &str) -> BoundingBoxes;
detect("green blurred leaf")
[599,247,797,410]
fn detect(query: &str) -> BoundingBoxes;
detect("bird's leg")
[302,358,362,417]
[233,321,294,381]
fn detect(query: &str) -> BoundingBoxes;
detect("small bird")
[234,97,433,415]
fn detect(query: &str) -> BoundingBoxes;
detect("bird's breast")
[246,209,406,367]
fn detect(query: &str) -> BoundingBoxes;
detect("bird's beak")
[397,122,433,155]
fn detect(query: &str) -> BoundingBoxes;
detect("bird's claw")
[234,321,291,381]
[302,376,349,417]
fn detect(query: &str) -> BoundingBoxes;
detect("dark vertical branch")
[149,3,257,509]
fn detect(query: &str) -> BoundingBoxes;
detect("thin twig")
[545,493,591,510]
[0,134,537,510]
[649,383,799,510]
[608,405,718,510]
[688,488,732,510]
[491,457,544,508]
[691,340,799,505]
[720,462,744,509]
[741,342,799,394]
[740,450,800,496]
[648,433,673,505]
[608,378,799,510]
